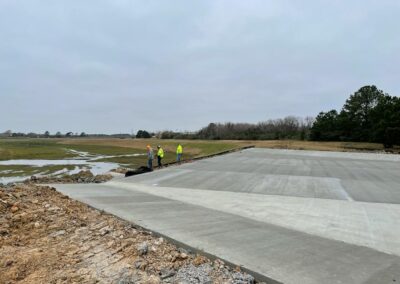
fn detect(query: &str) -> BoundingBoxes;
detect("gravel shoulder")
[0,184,256,284]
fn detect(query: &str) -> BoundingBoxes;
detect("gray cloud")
[1,0,399,133]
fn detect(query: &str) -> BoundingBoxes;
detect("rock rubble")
[27,170,113,184]
[0,184,260,284]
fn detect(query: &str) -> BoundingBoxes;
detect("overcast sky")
[1,1,399,134]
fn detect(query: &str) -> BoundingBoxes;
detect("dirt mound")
[27,170,113,184]
[0,184,257,283]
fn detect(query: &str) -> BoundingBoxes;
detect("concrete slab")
[127,148,400,204]
[106,182,400,256]
[53,148,400,284]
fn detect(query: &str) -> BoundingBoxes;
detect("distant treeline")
[310,85,400,147]
[158,85,400,147]
[159,117,314,141]
[0,131,132,139]
[3,85,399,147]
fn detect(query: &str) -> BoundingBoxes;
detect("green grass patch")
[66,144,143,156]
[0,139,144,161]
[0,139,74,160]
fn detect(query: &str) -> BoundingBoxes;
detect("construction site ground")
[54,148,400,284]
[0,184,256,284]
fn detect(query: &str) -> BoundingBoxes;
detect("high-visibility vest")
[176,145,183,154]
[157,148,164,158]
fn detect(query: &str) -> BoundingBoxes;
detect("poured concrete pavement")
[54,148,400,284]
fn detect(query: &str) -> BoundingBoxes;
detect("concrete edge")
[156,145,255,169]
[55,187,282,284]
[131,223,283,284]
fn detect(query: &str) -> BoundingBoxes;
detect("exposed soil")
[26,170,113,184]
[0,184,257,284]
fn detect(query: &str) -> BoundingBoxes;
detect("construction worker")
[157,145,164,167]
[146,145,153,170]
[176,144,183,162]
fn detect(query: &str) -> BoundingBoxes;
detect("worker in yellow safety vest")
[176,144,183,162]
[157,145,164,167]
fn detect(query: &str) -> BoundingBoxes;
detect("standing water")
[0,149,145,184]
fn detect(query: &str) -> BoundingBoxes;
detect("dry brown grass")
[59,138,387,153]
[228,140,385,152]
[58,138,239,156]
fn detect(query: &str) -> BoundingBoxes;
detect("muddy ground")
[0,184,257,284]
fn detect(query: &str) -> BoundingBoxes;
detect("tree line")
[156,117,314,140]
[0,131,131,139]
[3,85,399,147]
[195,117,314,140]
[158,85,399,147]
[310,85,400,147]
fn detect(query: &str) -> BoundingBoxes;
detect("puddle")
[51,166,82,176]
[0,176,32,184]
[65,149,144,161]
[0,149,145,184]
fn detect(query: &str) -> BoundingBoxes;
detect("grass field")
[0,138,239,163]
[0,138,239,178]
[58,138,395,154]
[0,138,396,179]
[231,140,393,152]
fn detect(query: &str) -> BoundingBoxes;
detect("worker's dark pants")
[157,156,162,167]
[147,159,153,170]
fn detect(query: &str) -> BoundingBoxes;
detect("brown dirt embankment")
[0,184,256,284]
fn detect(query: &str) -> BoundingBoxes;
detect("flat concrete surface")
[127,148,400,204]
[54,148,400,284]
